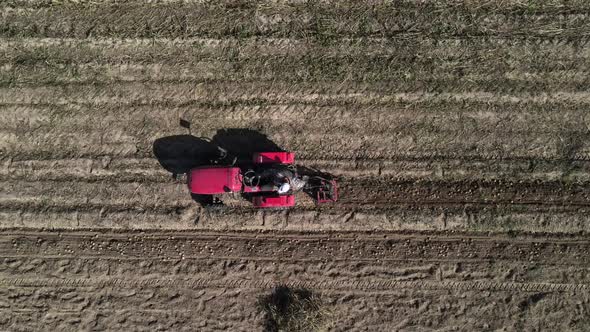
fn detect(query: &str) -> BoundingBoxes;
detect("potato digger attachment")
[304,176,338,204]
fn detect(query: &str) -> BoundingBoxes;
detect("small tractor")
[187,152,338,208]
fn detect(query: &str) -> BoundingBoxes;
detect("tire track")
[0,277,587,294]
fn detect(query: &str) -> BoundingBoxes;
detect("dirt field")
[1,0,590,330]
[2,230,590,331]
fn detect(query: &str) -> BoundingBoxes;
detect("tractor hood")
[188,167,242,195]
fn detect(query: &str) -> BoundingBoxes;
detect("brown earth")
[1,0,590,330]
[2,229,590,331]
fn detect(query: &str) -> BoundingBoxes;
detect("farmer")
[256,166,307,194]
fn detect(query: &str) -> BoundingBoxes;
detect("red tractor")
[187,152,338,208]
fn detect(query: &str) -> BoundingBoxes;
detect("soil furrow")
[3,83,590,105]
[2,36,590,65]
[2,3,590,39]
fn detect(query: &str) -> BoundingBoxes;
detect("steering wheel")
[242,170,260,188]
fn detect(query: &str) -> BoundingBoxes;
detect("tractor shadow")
[153,128,284,172]
[152,135,220,176]
[211,128,284,162]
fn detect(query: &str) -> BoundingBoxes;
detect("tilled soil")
[1,230,590,331]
